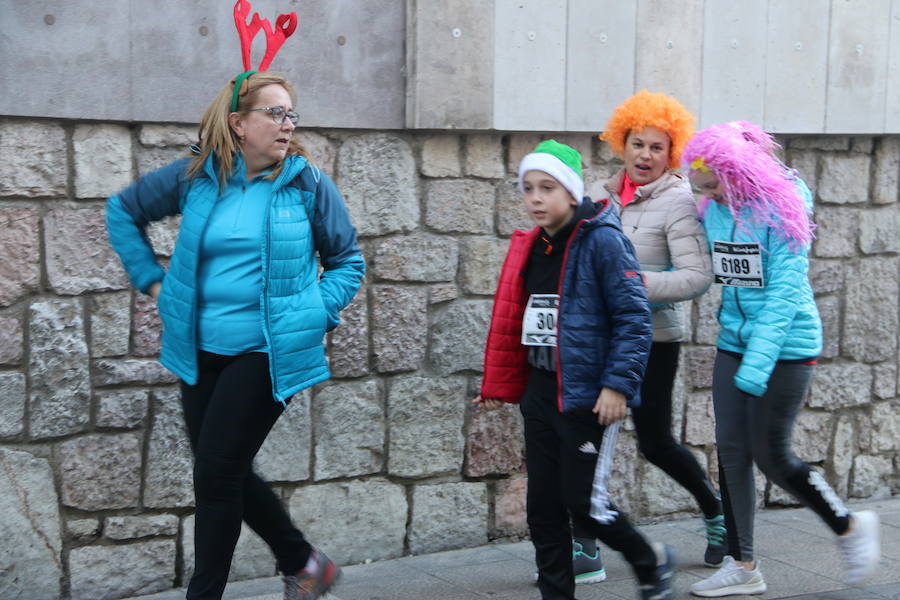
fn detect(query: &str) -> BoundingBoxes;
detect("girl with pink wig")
[682,122,880,597]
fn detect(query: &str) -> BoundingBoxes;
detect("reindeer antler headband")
[230,0,299,112]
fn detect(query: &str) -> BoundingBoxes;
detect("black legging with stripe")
[713,350,850,562]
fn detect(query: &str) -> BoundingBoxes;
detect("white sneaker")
[690,556,766,597]
[837,510,881,585]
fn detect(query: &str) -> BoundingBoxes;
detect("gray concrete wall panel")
[700,3,766,127]
[0,1,132,122]
[886,0,900,131]
[129,0,233,125]
[826,0,891,133]
[565,0,636,132]
[4,1,900,133]
[764,0,829,133]
[634,0,704,118]
[406,0,494,129]
[285,0,405,129]
[493,0,567,131]
[1,0,405,128]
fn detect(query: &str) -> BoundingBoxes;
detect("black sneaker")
[639,543,675,600]
[703,515,727,567]
[573,537,607,584]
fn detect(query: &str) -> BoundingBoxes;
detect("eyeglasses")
[245,106,300,126]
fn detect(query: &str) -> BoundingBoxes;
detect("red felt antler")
[259,13,298,71]
[233,0,298,72]
[234,1,262,71]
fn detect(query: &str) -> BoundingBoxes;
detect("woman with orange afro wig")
[574,91,724,580]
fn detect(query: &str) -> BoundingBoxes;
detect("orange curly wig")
[600,90,696,169]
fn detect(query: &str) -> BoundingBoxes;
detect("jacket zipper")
[614,185,647,233]
[729,220,747,345]
[189,185,215,380]
[629,199,649,233]
[260,193,282,404]
[554,219,585,413]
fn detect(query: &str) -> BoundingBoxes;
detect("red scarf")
[619,172,639,207]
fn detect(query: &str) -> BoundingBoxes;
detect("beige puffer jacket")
[592,169,712,342]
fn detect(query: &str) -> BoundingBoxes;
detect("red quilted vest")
[480,228,540,402]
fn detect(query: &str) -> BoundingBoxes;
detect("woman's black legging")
[181,351,310,600]
[632,342,722,518]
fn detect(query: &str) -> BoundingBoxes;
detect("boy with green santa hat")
[475,140,676,600]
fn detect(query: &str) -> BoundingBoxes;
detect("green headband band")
[230,70,257,112]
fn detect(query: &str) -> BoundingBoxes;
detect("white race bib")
[522,294,559,346]
[712,241,764,288]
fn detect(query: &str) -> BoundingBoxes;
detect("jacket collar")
[603,168,687,207]
[582,196,622,231]
[202,153,308,191]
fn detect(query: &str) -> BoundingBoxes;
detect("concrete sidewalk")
[129,497,900,600]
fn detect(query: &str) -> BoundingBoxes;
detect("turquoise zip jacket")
[106,153,365,402]
[703,177,822,397]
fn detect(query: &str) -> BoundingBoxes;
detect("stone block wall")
[0,118,897,599]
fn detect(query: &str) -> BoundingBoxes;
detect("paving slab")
[124,498,900,600]
[781,583,900,600]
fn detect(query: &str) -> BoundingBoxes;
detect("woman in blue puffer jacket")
[107,71,364,600]
[682,122,879,597]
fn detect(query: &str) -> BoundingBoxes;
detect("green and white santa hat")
[518,139,585,204]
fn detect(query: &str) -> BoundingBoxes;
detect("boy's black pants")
[181,351,310,600]
[521,370,657,600]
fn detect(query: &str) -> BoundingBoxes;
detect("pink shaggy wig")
[682,121,815,250]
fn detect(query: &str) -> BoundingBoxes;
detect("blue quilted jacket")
[106,154,365,402]
[558,201,652,410]
[703,177,822,397]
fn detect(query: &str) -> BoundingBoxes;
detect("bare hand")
[472,395,504,410]
[147,282,162,300]
[592,388,626,425]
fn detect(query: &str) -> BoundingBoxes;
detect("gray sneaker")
[530,537,608,585]
[573,537,607,584]
[690,556,766,597]
[283,549,341,600]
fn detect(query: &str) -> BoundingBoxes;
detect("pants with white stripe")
[521,370,658,600]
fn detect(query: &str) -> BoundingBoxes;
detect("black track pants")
[521,371,657,600]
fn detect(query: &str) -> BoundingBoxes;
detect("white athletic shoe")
[689,556,766,597]
[837,510,881,585]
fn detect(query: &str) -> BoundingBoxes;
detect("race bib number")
[712,241,764,288]
[522,294,559,346]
